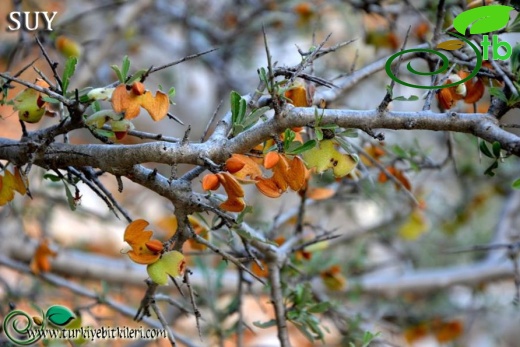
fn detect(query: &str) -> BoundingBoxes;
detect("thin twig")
[150,301,177,346]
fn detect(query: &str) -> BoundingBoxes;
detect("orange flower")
[320,265,346,291]
[360,144,386,167]
[30,239,57,274]
[111,82,169,121]
[378,166,411,191]
[284,79,314,107]
[124,219,163,264]
[202,171,246,212]
[255,154,306,198]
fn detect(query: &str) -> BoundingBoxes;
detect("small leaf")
[436,39,465,51]
[393,95,420,101]
[46,305,75,326]
[126,69,148,84]
[453,5,513,35]
[121,56,130,82]
[43,173,61,182]
[287,139,316,155]
[484,160,499,176]
[63,182,76,211]
[479,141,494,158]
[308,302,331,314]
[41,97,60,104]
[111,65,123,83]
[512,178,520,189]
[253,319,277,329]
[230,91,241,125]
[243,106,270,129]
[489,87,508,102]
[61,57,78,95]
[492,141,501,158]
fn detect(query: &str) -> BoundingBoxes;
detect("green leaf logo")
[453,5,513,35]
[46,305,75,326]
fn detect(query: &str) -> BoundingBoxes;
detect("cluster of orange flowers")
[0,167,28,205]
[202,152,307,212]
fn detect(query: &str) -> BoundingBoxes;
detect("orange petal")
[286,156,306,191]
[464,78,484,104]
[145,239,164,253]
[256,178,282,198]
[111,84,130,113]
[0,170,16,205]
[264,151,280,169]
[140,90,170,121]
[218,172,245,198]
[437,88,455,109]
[225,156,246,173]
[202,173,220,191]
[231,154,263,182]
[306,187,335,200]
[124,219,153,247]
[251,260,269,277]
[433,320,463,343]
[127,251,161,265]
[13,167,28,195]
[219,196,245,212]
[131,82,146,95]
[30,239,57,274]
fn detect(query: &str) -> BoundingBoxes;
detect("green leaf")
[512,178,520,189]
[492,141,501,158]
[61,57,77,95]
[63,182,76,211]
[111,65,123,83]
[236,205,253,224]
[230,91,240,123]
[308,302,330,314]
[121,56,130,82]
[512,44,520,77]
[393,95,419,101]
[479,141,494,158]
[339,129,359,138]
[489,87,508,102]
[41,97,60,104]
[453,5,513,35]
[243,106,270,129]
[253,319,277,329]
[484,160,499,176]
[46,305,75,326]
[508,13,520,32]
[315,128,323,141]
[287,139,316,155]
[126,69,147,84]
[43,174,61,182]
[91,100,101,112]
